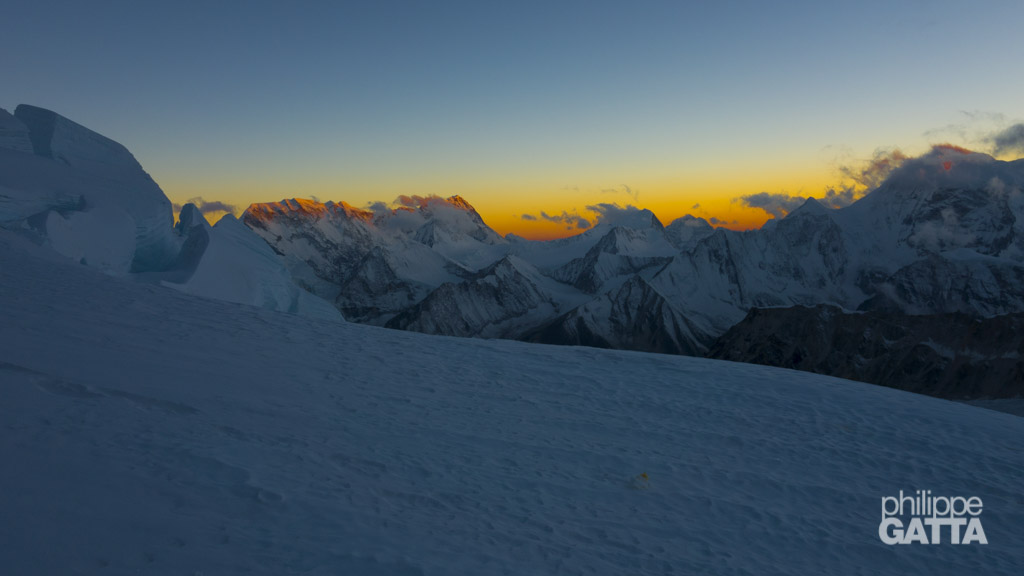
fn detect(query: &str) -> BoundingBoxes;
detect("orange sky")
[161,153,841,240]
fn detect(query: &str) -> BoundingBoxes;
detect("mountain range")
[239,143,1024,399]
[3,104,1023,400]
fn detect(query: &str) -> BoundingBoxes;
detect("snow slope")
[1,229,1022,575]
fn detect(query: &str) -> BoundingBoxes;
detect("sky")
[3,0,1024,239]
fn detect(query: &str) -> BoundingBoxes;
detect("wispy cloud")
[741,147,911,218]
[539,210,591,230]
[520,213,537,221]
[585,202,639,223]
[395,194,442,209]
[988,123,1024,157]
[735,192,807,219]
[819,187,856,209]
[922,111,1024,159]
[923,110,1007,145]
[599,184,640,202]
[838,148,908,192]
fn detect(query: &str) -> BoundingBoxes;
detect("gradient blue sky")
[4,0,1023,236]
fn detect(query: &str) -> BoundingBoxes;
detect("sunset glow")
[5,1,1023,240]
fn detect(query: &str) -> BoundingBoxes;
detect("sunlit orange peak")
[245,198,374,223]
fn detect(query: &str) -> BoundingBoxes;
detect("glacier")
[0,105,339,320]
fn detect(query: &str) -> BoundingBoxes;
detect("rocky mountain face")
[523,275,706,355]
[241,195,504,324]
[387,255,562,338]
[708,305,1024,399]
[242,198,695,351]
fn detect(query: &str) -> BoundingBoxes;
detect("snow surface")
[1,228,1022,575]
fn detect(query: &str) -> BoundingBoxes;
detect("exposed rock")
[708,304,1024,399]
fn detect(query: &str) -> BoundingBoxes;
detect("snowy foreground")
[1,230,1022,575]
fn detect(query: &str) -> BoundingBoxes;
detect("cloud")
[738,140,997,219]
[381,194,478,215]
[735,192,807,219]
[395,194,437,209]
[908,207,976,251]
[922,112,1024,158]
[540,210,591,230]
[520,214,537,221]
[818,187,857,209]
[367,201,390,214]
[622,184,638,202]
[584,202,658,227]
[770,146,913,212]
[369,194,479,234]
[691,203,701,210]
[599,184,640,202]
[708,216,724,226]
[986,177,1022,202]
[172,197,238,217]
[587,202,636,218]
[988,123,1024,157]
[923,110,1007,144]
[838,148,908,191]
[739,184,864,217]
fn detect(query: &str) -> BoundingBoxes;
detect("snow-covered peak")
[589,225,676,258]
[479,253,536,279]
[244,195,502,248]
[442,194,477,213]
[867,145,1023,199]
[785,197,828,218]
[667,214,712,228]
[665,215,715,252]
[840,146,1024,259]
